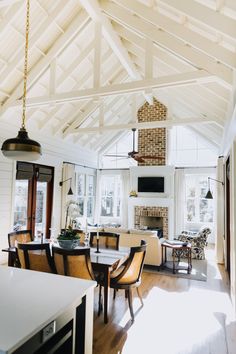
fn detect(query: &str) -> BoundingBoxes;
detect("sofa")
[102,228,163,267]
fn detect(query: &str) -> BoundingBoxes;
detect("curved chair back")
[90,232,120,250]
[112,240,147,286]
[52,246,94,281]
[8,230,32,247]
[17,243,56,273]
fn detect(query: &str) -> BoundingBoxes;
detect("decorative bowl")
[58,239,80,249]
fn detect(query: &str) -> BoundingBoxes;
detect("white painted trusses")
[0,0,235,155]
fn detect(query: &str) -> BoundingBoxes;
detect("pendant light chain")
[22,0,30,130]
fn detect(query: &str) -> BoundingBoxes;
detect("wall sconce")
[59,177,73,195]
[205,177,224,199]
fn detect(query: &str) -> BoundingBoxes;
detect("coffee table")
[161,241,192,274]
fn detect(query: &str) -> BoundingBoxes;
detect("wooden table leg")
[103,267,110,324]
[173,250,176,274]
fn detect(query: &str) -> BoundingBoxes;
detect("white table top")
[0,265,96,354]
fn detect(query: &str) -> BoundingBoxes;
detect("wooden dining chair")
[7,230,33,267]
[17,243,56,274]
[52,246,95,281]
[90,232,120,250]
[8,230,33,247]
[109,240,147,322]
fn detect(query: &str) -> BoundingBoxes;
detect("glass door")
[13,163,54,238]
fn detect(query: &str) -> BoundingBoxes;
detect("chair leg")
[136,287,143,306]
[98,285,103,316]
[127,288,134,322]
[113,288,117,300]
[125,289,128,299]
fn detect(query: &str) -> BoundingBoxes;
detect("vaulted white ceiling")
[0,0,235,158]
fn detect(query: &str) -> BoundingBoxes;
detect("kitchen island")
[0,266,96,354]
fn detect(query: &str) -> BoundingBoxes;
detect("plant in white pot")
[57,226,80,249]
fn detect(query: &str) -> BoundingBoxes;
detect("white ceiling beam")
[112,0,236,69]
[93,22,101,89]
[72,118,217,134]
[101,1,233,88]
[162,0,236,40]
[225,0,236,12]
[79,0,152,104]
[38,40,100,134]
[0,2,67,89]
[79,0,139,79]
[116,23,230,103]
[81,96,133,147]
[114,22,193,73]
[0,9,90,116]
[99,101,104,128]
[63,72,127,138]
[77,94,143,147]
[51,50,116,135]
[11,70,214,108]
[62,67,127,137]
[144,38,153,104]
[128,43,227,117]
[0,0,22,8]
[49,59,57,96]
[0,1,23,34]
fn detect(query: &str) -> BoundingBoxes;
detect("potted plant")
[57,226,80,249]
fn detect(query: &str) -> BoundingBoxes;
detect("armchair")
[175,227,211,260]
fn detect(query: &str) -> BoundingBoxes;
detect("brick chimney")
[137,98,167,166]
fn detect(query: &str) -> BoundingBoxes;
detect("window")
[87,175,95,217]
[76,174,85,216]
[75,173,96,218]
[101,175,122,218]
[185,175,214,223]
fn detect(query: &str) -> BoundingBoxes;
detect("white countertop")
[0,266,96,354]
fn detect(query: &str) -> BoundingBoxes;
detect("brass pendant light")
[1,0,42,161]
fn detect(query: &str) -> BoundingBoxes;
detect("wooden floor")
[92,247,236,354]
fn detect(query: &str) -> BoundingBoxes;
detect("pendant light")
[1,0,41,161]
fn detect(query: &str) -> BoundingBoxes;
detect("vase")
[58,239,80,249]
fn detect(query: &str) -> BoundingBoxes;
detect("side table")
[161,241,192,274]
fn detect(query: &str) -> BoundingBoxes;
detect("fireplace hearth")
[134,206,168,239]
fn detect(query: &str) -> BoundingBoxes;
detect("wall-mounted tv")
[138,176,165,193]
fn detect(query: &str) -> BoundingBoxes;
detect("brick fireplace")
[134,206,168,239]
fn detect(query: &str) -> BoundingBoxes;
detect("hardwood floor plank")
[92,247,236,354]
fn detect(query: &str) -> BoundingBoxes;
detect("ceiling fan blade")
[104,154,128,158]
[110,157,129,161]
[133,155,145,163]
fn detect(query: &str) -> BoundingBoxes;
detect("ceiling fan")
[104,128,163,163]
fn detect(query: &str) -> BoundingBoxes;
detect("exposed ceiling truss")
[0,0,235,156]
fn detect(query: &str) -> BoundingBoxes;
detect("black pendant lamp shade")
[1,127,42,161]
[205,177,224,199]
[205,189,213,199]
[59,177,74,196]
[1,0,41,161]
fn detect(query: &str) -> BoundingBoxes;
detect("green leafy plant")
[58,226,80,240]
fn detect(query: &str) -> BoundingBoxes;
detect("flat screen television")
[138,176,165,193]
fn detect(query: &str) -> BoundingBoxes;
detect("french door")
[13,162,54,238]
